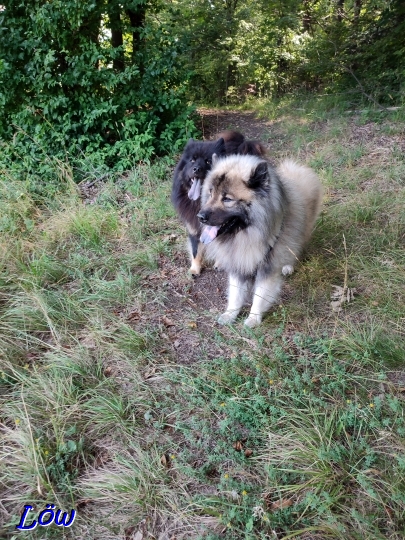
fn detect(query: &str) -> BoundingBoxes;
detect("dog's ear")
[184,138,195,149]
[212,153,219,166]
[213,137,226,156]
[248,161,269,190]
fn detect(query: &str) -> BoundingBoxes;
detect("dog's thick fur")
[197,154,323,327]
[171,132,266,275]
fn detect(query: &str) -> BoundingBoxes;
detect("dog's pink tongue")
[188,179,201,201]
[200,225,219,244]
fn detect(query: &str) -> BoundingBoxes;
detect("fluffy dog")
[197,154,323,327]
[171,132,265,275]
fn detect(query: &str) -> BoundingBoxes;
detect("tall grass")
[1,96,404,539]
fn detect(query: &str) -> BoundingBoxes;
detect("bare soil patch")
[198,108,274,145]
[155,250,232,366]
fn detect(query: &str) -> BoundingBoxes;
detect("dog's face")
[180,138,226,201]
[198,155,270,244]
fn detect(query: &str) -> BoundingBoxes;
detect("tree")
[0,0,403,176]
[163,0,405,104]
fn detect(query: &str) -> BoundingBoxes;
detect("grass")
[1,94,405,539]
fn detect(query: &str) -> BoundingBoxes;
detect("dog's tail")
[218,130,267,157]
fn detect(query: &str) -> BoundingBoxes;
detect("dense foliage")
[166,0,405,105]
[0,0,404,175]
[0,0,196,172]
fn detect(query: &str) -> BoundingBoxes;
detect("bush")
[0,1,197,175]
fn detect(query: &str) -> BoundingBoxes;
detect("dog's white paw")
[189,263,201,276]
[244,314,262,328]
[217,311,238,325]
[282,264,294,276]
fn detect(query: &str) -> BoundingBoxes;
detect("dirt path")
[198,108,274,144]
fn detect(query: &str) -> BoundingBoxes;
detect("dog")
[171,131,266,275]
[197,154,323,327]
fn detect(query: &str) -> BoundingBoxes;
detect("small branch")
[81,173,109,189]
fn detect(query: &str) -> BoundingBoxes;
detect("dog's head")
[198,154,270,244]
[178,137,226,201]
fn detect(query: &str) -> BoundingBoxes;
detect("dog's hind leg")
[244,273,283,328]
[188,233,204,276]
[218,274,251,324]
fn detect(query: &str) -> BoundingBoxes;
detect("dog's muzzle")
[197,210,210,224]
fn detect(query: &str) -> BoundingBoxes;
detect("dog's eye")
[190,157,196,162]
[223,196,233,203]
[206,159,211,165]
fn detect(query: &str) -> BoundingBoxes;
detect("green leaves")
[0,1,196,172]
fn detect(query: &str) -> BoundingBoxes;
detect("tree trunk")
[337,0,344,23]
[127,7,146,63]
[302,0,311,33]
[108,0,124,71]
[353,0,361,26]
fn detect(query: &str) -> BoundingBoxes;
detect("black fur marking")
[219,213,250,238]
[247,161,271,196]
[218,216,245,236]
[213,174,227,189]
[200,204,250,239]
[189,233,199,258]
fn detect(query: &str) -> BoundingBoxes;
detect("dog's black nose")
[193,166,201,173]
[197,211,208,223]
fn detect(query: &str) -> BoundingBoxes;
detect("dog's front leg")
[188,233,204,276]
[218,274,250,324]
[245,274,283,328]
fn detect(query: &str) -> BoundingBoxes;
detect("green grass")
[1,95,405,539]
